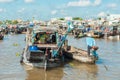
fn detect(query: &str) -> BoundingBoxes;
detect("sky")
[0,0,120,21]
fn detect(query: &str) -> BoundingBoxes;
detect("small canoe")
[86,31,104,38]
[64,46,98,64]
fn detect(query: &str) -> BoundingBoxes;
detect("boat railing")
[34,44,58,49]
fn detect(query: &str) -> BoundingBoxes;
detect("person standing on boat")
[86,37,96,56]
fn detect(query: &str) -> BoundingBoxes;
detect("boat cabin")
[30,27,60,49]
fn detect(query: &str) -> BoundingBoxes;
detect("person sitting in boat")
[34,33,40,43]
[45,34,55,43]
[51,34,56,43]
[86,25,91,32]
[46,34,52,43]
[86,37,98,57]
[61,35,64,41]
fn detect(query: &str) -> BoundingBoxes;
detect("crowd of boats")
[59,23,120,40]
[19,22,99,70]
[0,24,27,40]
[1,24,120,41]
[0,20,120,70]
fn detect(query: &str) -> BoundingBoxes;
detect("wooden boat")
[108,35,119,40]
[86,30,104,38]
[21,26,65,70]
[74,33,86,38]
[72,28,86,38]
[104,26,120,40]
[19,25,27,34]
[64,46,98,64]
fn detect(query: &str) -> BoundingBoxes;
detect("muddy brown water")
[0,34,120,80]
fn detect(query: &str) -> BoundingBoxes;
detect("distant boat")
[104,26,120,40]
[74,28,86,38]
[86,30,104,38]
[108,35,119,40]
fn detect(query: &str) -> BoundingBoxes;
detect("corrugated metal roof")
[33,26,58,33]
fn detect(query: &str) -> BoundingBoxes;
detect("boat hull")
[0,35,4,40]
[108,35,120,40]
[64,46,98,64]
[86,32,104,38]
[21,48,64,69]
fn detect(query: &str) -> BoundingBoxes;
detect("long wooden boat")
[74,33,86,38]
[73,28,86,38]
[104,26,120,40]
[104,32,120,40]
[108,35,119,40]
[86,31,104,38]
[64,46,98,64]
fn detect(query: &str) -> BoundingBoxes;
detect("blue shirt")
[61,35,65,41]
[86,37,95,46]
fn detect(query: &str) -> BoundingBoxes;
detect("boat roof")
[33,26,58,33]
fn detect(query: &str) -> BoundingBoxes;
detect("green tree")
[59,18,65,20]
[98,17,101,20]
[0,21,3,25]
[12,20,18,24]
[5,20,12,24]
[72,17,83,20]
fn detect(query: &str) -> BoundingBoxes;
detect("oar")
[103,63,108,71]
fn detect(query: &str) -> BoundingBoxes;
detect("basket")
[92,46,99,50]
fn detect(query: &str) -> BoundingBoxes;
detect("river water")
[0,34,120,80]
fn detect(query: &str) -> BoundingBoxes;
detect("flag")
[69,23,74,29]
[67,21,74,32]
